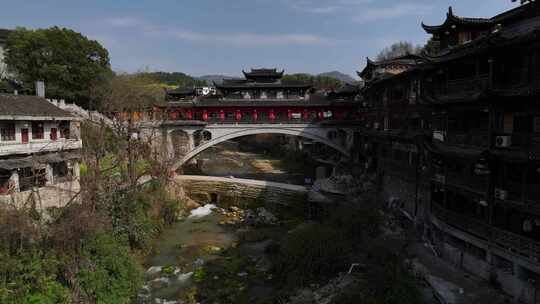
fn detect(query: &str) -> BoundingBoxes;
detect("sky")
[0,0,517,78]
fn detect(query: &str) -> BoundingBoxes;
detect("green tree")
[423,37,441,55]
[376,41,423,61]
[141,71,206,87]
[4,26,112,105]
[282,73,343,90]
[101,73,165,113]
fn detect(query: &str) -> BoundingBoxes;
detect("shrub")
[326,203,382,244]
[272,224,353,288]
[77,233,143,304]
[0,250,70,304]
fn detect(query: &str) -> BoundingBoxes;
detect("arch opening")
[170,127,350,172]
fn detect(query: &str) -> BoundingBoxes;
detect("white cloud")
[352,3,433,23]
[152,28,331,46]
[106,17,143,27]
[104,16,334,47]
[289,0,374,14]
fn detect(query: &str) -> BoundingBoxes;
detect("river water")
[183,143,315,185]
[138,141,310,303]
[138,208,236,303]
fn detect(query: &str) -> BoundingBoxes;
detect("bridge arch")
[170,127,350,171]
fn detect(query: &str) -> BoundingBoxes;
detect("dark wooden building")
[360,3,540,302]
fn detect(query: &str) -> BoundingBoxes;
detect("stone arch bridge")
[139,121,356,172]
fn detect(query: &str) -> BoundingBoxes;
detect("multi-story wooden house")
[360,2,540,302]
[357,54,431,219]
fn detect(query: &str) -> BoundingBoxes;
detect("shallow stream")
[138,206,236,303]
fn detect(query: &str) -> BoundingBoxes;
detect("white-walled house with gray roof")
[0,93,82,209]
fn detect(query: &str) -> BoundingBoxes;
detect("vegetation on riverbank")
[181,193,423,304]
[0,122,185,303]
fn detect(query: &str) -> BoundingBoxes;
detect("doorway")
[21,128,29,144]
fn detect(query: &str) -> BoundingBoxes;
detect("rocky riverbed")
[137,202,293,304]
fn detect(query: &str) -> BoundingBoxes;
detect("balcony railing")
[425,76,489,99]
[432,204,540,263]
[526,184,540,203]
[446,132,489,148]
[0,139,82,156]
[446,172,488,194]
[494,132,540,151]
[381,158,417,180]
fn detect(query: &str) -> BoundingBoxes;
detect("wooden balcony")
[494,132,540,152]
[425,76,489,100]
[0,139,82,157]
[446,172,488,195]
[432,204,540,264]
[446,132,489,148]
[381,158,417,181]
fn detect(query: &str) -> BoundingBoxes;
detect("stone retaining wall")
[174,175,308,209]
[0,180,80,209]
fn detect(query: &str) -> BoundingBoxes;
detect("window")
[31,122,44,139]
[60,122,70,139]
[50,128,58,141]
[19,167,46,191]
[514,115,532,133]
[534,116,540,133]
[0,123,15,141]
[52,162,69,179]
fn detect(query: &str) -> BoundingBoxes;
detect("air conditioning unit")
[433,131,445,142]
[434,174,446,184]
[494,188,509,200]
[373,122,380,130]
[495,136,512,148]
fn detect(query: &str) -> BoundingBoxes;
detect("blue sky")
[0,0,517,78]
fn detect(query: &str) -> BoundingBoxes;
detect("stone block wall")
[175,176,307,210]
[0,180,80,209]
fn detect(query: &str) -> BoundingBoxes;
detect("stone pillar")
[166,131,174,159]
[46,163,54,185]
[73,161,80,180]
[316,166,327,180]
[186,130,196,151]
[9,170,20,193]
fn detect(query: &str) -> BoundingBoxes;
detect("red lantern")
[303,109,309,121]
[235,110,242,121]
[170,111,178,120]
[219,110,225,121]
[186,110,193,120]
[202,110,208,121]
[318,111,324,120]
[269,110,276,122]
[287,110,292,120]
[253,110,258,121]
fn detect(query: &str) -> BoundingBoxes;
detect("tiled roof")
[243,68,284,77]
[421,3,539,34]
[358,54,426,80]
[424,16,540,62]
[0,94,74,118]
[216,81,311,89]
